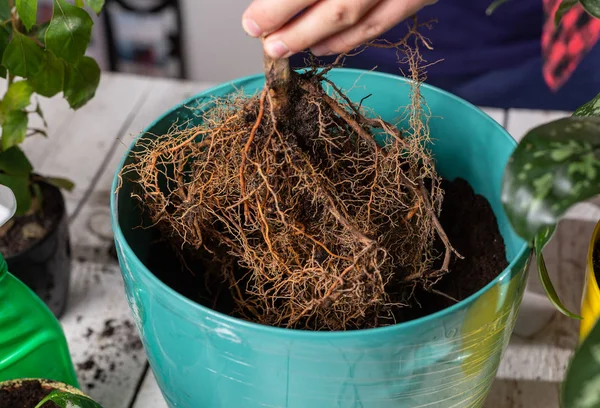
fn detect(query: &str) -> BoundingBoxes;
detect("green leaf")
[43,176,74,191]
[1,81,33,112]
[0,25,11,74]
[0,146,33,176]
[501,116,600,241]
[45,0,93,64]
[0,2,11,21]
[64,56,100,109]
[581,0,600,18]
[556,0,579,25]
[2,110,28,150]
[16,0,38,31]
[2,30,44,78]
[534,227,582,319]
[562,319,600,408]
[486,0,512,15]
[34,390,104,408]
[28,51,64,97]
[0,24,10,56]
[74,0,84,7]
[86,0,104,14]
[575,92,600,118]
[35,21,49,44]
[0,173,31,215]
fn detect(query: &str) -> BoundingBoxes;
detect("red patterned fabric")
[542,0,600,91]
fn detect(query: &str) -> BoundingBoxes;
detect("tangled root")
[121,21,460,331]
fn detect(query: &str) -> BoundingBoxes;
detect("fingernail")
[242,18,262,37]
[264,39,291,59]
[311,44,333,56]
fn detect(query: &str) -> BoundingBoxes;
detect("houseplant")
[0,379,103,408]
[503,98,600,407]
[497,0,600,405]
[111,47,531,406]
[0,0,104,317]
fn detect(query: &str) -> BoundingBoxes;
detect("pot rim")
[110,68,530,338]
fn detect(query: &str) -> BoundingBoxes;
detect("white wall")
[180,1,264,82]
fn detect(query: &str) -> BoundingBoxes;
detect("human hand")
[242,0,437,59]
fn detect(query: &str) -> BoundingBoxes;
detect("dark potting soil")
[0,380,59,408]
[401,178,509,320]
[0,182,63,257]
[146,177,508,327]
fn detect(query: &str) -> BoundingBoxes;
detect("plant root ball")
[122,35,459,331]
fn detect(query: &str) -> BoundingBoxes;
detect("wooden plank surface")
[132,370,166,408]
[62,76,214,407]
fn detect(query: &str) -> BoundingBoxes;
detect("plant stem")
[263,53,291,118]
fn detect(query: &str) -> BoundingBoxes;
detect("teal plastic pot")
[111,69,530,408]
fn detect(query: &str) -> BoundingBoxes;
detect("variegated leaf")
[502,116,600,241]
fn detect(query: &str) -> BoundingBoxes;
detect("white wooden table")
[20,72,600,408]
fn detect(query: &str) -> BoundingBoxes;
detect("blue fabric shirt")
[346,1,543,77]
[290,1,600,110]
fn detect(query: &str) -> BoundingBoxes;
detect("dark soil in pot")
[144,177,508,327]
[0,182,72,318]
[0,380,59,408]
[402,178,508,320]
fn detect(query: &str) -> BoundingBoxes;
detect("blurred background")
[45,0,265,82]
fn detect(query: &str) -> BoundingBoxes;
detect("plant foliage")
[0,0,103,215]
[34,390,104,408]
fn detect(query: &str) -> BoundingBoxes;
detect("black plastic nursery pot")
[4,182,72,319]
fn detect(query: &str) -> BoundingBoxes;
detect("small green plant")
[0,0,104,216]
[34,389,104,408]
[499,1,600,406]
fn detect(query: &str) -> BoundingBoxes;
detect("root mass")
[122,26,461,331]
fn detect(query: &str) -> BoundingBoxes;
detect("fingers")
[311,0,437,56]
[242,0,318,38]
[261,0,383,59]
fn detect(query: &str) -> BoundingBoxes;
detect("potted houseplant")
[0,0,104,318]
[0,379,103,408]
[111,35,531,406]
[497,0,600,405]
